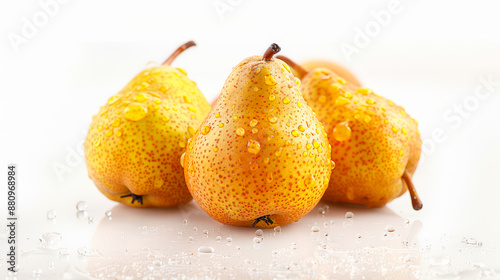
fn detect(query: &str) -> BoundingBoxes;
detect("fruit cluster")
[84,42,422,228]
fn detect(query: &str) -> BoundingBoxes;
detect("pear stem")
[275,55,309,79]
[402,170,423,210]
[262,43,281,61]
[162,41,196,66]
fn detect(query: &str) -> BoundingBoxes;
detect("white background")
[1,0,500,279]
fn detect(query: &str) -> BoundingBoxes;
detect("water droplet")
[363,115,372,123]
[47,261,55,271]
[356,88,372,95]
[247,139,261,154]
[266,172,274,183]
[254,67,261,74]
[124,103,148,121]
[283,97,290,104]
[295,77,301,87]
[253,237,262,244]
[76,201,88,211]
[297,101,302,108]
[182,219,188,225]
[236,127,245,136]
[292,130,299,137]
[249,119,258,127]
[105,210,112,218]
[312,140,320,149]
[46,210,57,220]
[193,227,198,231]
[226,237,232,242]
[201,126,211,135]
[33,268,42,277]
[265,75,277,86]
[392,126,399,133]
[93,138,100,147]
[385,225,396,232]
[111,118,121,127]
[198,246,214,254]
[311,226,320,232]
[39,232,62,250]
[274,226,281,233]
[304,174,315,187]
[333,122,352,142]
[253,86,259,91]
[107,95,121,105]
[203,229,209,235]
[159,85,169,93]
[187,106,197,113]
[180,152,186,168]
[88,216,94,224]
[178,139,186,148]
[334,97,350,107]
[268,116,278,123]
[269,95,275,101]
[318,208,325,215]
[298,125,306,132]
[345,212,354,219]
[255,229,263,236]
[356,233,363,239]
[275,147,282,157]
[366,99,375,104]
[187,126,196,136]
[133,93,149,103]
[188,236,194,241]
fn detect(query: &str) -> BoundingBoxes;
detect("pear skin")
[84,41,211,207]
[278,56,422,210]
[183,44,334,227]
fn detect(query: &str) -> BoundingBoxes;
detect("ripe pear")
[278,55,422,210]
[84,41,211,207]
[209,60,361,107]
[183,44,334,227]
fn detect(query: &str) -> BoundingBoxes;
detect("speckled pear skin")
[84,62,211,208]
[300,68,421,207]
[183,49,333,228]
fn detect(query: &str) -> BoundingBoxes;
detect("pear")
[277,55,422,210]
[84,41,211,207]
[183,44,334,228]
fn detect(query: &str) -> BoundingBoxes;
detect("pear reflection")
[87,201,422,279]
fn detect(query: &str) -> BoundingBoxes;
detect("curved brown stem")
[162,41,196,66]
[402,170,422,210]
[276,55,308,79]
[263,43,281,61]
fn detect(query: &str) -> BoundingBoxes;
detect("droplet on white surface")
[59,248,69,255]
[182,219,188,225]
[255,229,264,236]
[193,227,198,231]
[39,232,62,250]
[274,226,281,233]
[88,216,94,224]
[253,237,262,244]
[32,268,42,277]
[385,225,396,232]
[76,210,88,220]
[345,212,354,219]
[198,246,214,254]
[311,226,320,232]
[226,237,232,242]
[318,207,325,214]
[216,236,222,242]
[105,210,112,218]
[188,236,193,241]
[76,201,88,211]
[203,229,209,235]
[47,261,54,271]
[46,210,57,220]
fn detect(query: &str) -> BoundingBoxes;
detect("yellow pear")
[84,41,211,207]
[278,55,422,210]
[183,44,334,227]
